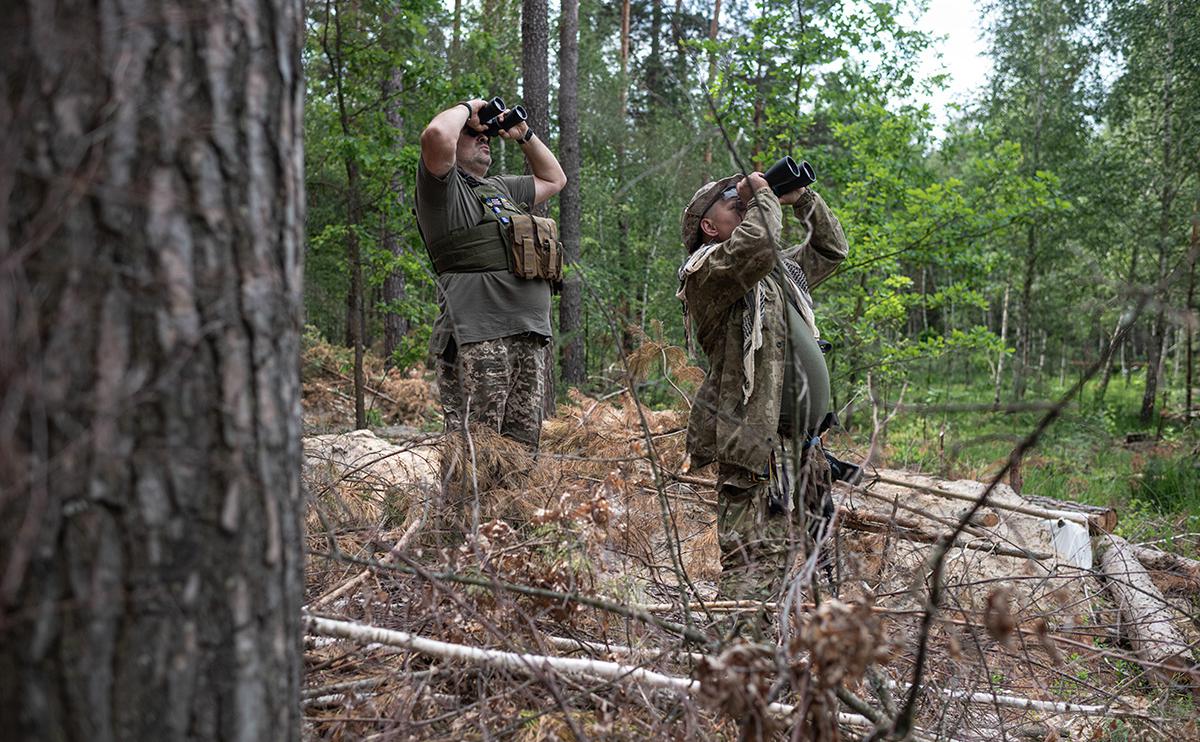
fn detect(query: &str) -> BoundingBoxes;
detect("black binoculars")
[472,97,528,137]
[764,155,817,196]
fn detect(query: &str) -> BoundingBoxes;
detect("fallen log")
[872,474,1091,527]
[839,507,1052,561]
[1129,543,1200,592]
[1023,495,1117,533]
[1098,534,1193,681]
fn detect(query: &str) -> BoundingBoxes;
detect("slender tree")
[522,0,551,215]
[559,0,585,385]
[0,1,306,738]
[323,0,367,427]
[381,7,410,368]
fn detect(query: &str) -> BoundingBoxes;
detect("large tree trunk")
[558,0,585,386]
[617,0,634,355]
[1011,225,1036,401]
[0,1,306,739]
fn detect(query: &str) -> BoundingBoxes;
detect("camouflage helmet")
[680,174,742,253]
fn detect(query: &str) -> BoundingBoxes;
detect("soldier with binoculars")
[677,161,850,606]
[415,98,567,489]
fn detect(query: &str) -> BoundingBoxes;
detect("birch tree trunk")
[0,1,306,738]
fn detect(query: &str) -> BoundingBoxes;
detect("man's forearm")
[520,135,565,184]
[792,190,848,286]
[518,133,566,203]
[420,101,478,177]
[793,191,848,260]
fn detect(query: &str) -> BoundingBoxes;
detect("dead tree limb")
[1098,534,1193,681]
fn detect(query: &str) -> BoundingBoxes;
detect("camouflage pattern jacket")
[680,187,848,475]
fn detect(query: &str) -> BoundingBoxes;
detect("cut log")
[1023,495,1117,533]
[1129,543,1200,593]
[1098,535,1193,681]
[873,474,1091,527]
[838,507,1052,560]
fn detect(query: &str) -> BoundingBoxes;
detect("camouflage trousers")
[716,438,834,603]
[437,334,546,450]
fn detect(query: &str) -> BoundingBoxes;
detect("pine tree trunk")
[617,0,634,355]
[0,2,306,739]
[522,0,550,216]
[558,0,585,386]
[381,35,408,368]
[521,0,555,416]
[647,0,663,100]
[1011,224,1036,401]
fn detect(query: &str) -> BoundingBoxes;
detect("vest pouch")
[509,215,540,279]
[531,215,564,282]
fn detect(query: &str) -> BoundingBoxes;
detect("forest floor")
[299,335,1200,741]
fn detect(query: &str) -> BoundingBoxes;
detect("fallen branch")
[304,614,952,740]
[1099,534,1193,682]
[306,493,431,611]
[323,364,403,406]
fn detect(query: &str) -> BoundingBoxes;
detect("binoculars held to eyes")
[764,156,817,196]
[472,97,528,137]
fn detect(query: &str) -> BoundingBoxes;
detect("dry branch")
[1099,534,1193,681]
[305,615,955,740]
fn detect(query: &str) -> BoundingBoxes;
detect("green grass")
[861,366,1199,547]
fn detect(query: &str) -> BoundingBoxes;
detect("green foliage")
[1130,455,1200,514]
[299,0,1199,506]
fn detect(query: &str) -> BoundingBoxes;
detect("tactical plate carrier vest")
[424,176,563,284]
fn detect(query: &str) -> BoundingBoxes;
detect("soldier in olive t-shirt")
[414,98,566,455]
[415,162,552,357]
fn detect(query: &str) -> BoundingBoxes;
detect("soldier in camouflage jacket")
[677,172,848,603]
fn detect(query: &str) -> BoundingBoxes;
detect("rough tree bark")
[381,11,409,368]
[0,1,306,739]
[521,0,555,417]
[521,0,551,219]
[558,0,585,385]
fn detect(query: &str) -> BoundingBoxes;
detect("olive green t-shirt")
[778,294,831,438]
[415,159,551,355]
